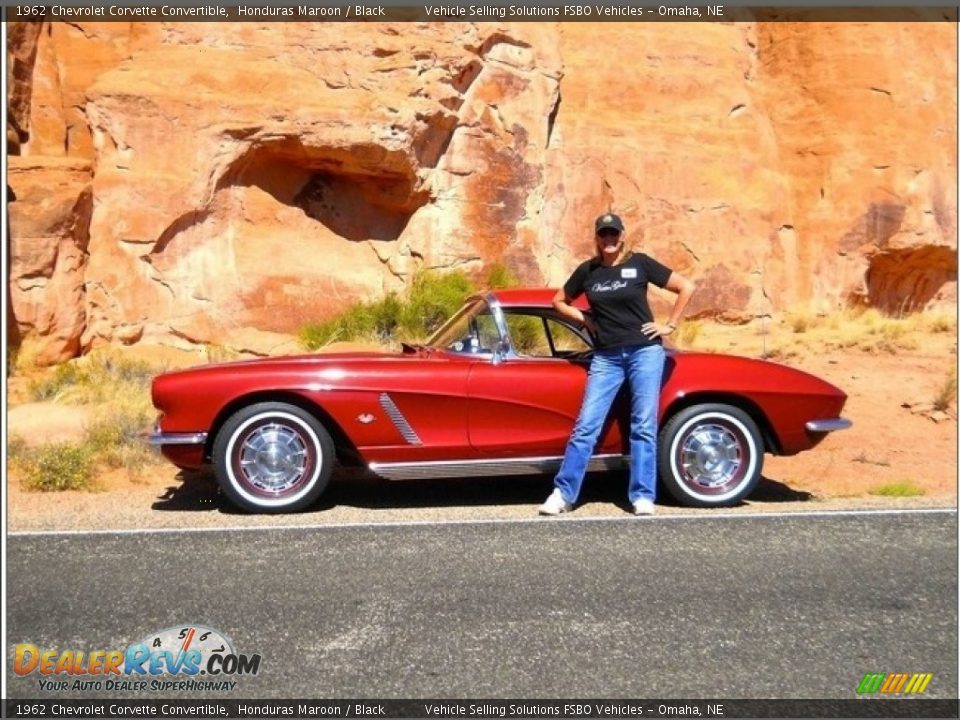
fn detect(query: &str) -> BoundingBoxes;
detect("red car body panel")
[658,352,846,455]
[150,290,848,472]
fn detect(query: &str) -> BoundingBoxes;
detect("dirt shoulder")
[6,334,957,533]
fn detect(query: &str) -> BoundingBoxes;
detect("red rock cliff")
[7,19,956,363]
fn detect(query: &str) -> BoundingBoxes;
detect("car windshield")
[427,297,503,355]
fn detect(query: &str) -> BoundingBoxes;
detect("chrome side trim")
[805,418,853,433]
[147,432,208,446]
[379,393,422,446]
[369,454,628,481]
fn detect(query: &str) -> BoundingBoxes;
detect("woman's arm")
[642,272,696,339]
[553,288,596,335]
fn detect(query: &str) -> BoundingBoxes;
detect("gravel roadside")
[7,466,955,534]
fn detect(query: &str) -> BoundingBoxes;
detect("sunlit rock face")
[7,19,955,361]
[8,156,92,364]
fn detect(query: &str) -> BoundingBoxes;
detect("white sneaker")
[633,498,656,516]
[538,489,572,516]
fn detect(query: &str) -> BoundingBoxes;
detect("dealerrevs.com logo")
[13,625,261,692]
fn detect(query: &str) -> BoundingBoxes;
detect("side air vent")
[379,393,423,446]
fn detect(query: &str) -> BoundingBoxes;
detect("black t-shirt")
[563,253,673,350]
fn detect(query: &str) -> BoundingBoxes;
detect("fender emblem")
[357,413,376,424]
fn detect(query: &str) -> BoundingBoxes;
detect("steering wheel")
[449,334,481,353]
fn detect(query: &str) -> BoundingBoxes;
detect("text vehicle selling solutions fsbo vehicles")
[149,289,851,513]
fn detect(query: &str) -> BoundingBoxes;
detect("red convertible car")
[148,289,851,513]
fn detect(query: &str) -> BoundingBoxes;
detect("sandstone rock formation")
[8,156,91,364]
[6,18,956,362]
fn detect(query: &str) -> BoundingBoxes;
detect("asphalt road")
[6,511,957,700]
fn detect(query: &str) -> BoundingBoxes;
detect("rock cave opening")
[215,140,431,242]
[864,246,957,314]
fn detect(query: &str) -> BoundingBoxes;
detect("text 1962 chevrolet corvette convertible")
[148,289,851,513]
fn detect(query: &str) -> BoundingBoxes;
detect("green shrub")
[299,292,404,349]
[30,363,84,401]
[8,434,29,463]
[14,402,160,492]
[869,481,926,498]
[299,264,525,351]
[19,443,95,492]
[300,270,474,349]
[399,270,475,338]
[29,353,157,404]
[97,354,155,385]
[486,262,519,289]
[926,313,956,333]
[84,403,158,472]
[17,350,164,490]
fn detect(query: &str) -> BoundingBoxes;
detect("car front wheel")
[658,403,763,507]
[212,402,334,513]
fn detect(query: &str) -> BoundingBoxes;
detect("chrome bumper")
[805,418,852,433]
[147,432,208,446]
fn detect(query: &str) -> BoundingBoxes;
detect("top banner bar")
[1,2,956,20]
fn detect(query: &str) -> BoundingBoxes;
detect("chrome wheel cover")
[234,422,312,497]
[676,420,748,494]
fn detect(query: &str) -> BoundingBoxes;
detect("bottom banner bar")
[4,699,959,719]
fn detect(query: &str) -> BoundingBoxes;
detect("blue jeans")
[554,344,665,505]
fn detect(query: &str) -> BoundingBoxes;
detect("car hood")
[204,351,402,368]
[154,347,458,381]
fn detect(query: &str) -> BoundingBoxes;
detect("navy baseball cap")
[595,213,625,233]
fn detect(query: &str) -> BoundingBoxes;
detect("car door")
[467,311,626,457]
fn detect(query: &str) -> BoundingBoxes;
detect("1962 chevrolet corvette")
[148,289,851,513]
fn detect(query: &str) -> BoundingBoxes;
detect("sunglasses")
[597,229,622,238]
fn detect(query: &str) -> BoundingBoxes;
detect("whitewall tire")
[658,403,763,507]
[212,402,334,513]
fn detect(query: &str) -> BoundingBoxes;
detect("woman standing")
[539,213,695,516]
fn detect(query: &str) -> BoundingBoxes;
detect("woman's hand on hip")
[642,321,674,339]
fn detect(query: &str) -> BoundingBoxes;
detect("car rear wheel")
[658,403,763,507]
[212,402,334,513]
